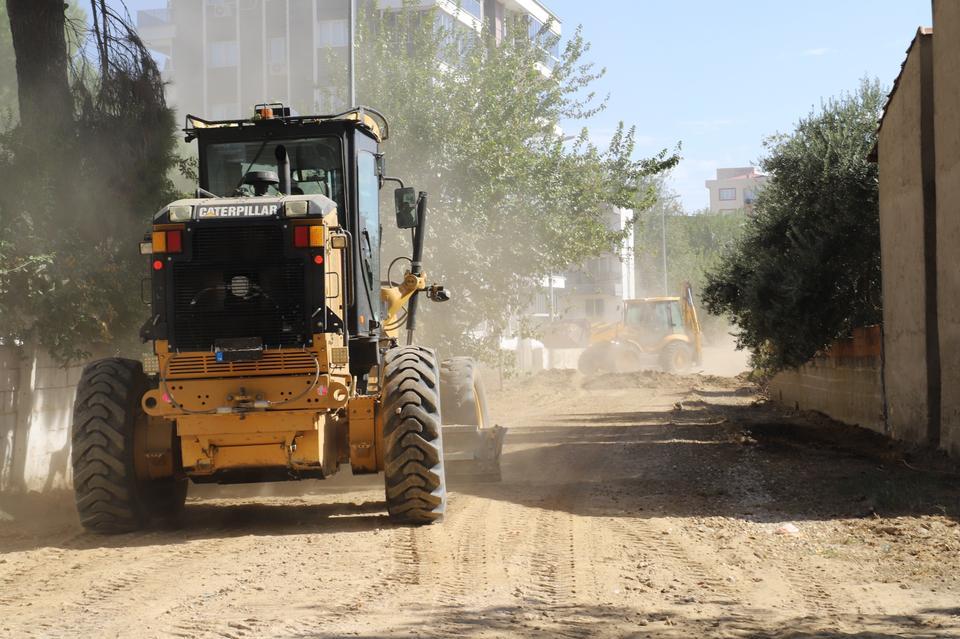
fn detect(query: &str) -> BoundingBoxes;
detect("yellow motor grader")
[70,104,504,533]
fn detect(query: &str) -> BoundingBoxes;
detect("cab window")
[357,151,380,310]
[204,136,344,208]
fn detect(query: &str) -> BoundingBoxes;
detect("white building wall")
[0,346,89,494]
[704,167,768,213]
[138,0,561,120]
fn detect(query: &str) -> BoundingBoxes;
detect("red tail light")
[166,230,182,253]
[294,226,310,248]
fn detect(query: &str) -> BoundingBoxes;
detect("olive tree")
[702,79,885,372]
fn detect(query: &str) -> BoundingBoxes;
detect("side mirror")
[394,187,418,229]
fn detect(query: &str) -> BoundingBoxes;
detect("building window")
[269,37,286,74]
[318,19,349,48]
[207,41,239,68]
[206,0,235,18]
[585,298,605,317]
[528,16,544,39]
[718,188,737,202]
[210,102,239,120]
[532,291,550,316]
[436,12,472,61]
[458,0,482,19]
[743,189,757,205]
[527,16,560,67]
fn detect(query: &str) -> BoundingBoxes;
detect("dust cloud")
[698,332,751,377]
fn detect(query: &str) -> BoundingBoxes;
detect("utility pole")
[660,194,680,296]
[661,203,669,296]
[348,0,356,107]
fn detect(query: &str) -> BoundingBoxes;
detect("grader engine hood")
[141,193,344,352]
[153,193,338,223]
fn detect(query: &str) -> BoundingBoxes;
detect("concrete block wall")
[769,328,885,435]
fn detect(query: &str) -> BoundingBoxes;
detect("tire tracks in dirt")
[725,445,861,632]
[430,493,492,600]
[258,516,424,638]
[605,510,769,636]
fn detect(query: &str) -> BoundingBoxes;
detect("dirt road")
[1,371,959,638]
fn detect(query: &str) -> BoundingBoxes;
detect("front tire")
[71,358,186,534]
[382,346,446,524]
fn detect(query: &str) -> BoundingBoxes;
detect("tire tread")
[382,346,446,524]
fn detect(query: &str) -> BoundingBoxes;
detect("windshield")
[204,137,344,209]
[625,301,684,334]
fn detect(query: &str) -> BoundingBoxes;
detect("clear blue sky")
[545,0,932,210]
[122,0,932,211]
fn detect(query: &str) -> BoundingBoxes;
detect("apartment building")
[704,166,768,214]
[137,0,561,120]
[559,206,636,323]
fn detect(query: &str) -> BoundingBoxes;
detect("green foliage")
[633,187,747,296]
[702,79,885,372]
[349,3,678,359]
[0,3,178,362]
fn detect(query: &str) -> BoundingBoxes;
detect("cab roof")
[627,297,681,304]
[183,105,389,143]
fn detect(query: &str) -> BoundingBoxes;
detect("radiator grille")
[165,350,318,379]
[170,225,308,352]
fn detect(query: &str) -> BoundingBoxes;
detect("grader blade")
[442,424,507,483]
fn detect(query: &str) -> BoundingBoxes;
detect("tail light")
[152,230,183,254]
[293,225,324,248]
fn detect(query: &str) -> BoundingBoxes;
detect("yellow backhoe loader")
[544,284,703,374]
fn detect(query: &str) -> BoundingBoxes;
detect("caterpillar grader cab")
[548,283,703,375]
[70,104,504,534]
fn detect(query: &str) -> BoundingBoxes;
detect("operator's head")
[243,170,280,196]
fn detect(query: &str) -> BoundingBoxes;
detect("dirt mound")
[580,370,745,391]
[580,370,672,390]
[513,368,579,390]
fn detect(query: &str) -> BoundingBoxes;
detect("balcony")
[502,0,560,34]
[136,8,175,54]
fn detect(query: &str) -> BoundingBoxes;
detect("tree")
[5,0,72,136]
[702,79,885,372]
[0,1,179,362]
[349,3,678,359]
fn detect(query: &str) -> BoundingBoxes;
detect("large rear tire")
[660,342,694,374]
[382,346,446,525]
[578,342,614,375]
[71,358,186,534]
